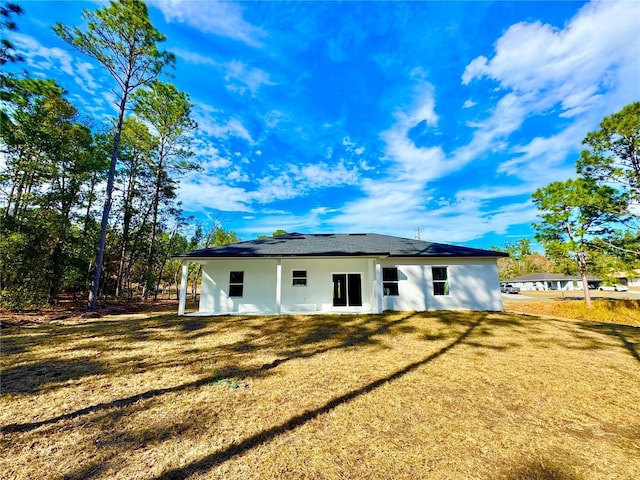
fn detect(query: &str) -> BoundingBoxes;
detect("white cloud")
[498,120,589,182]
[149,0,267,47]
[325,78,524,242]
[455,184,538,202]
[325,147,334,159]
[248,160,360,204]
[227,168,250,182]
[192,105,254,143]
[341,136,366,157]
[462,1,639,122]
[299,161,359,189]
[179,174,251,212]
[172,47,218,67]
[330,180,539,243]
[250,173,299,204]
[380,84,452,183]
[75,61,99,92]
[173,49,275,96]
[191,142,231,171]
[236,206,338,237]
[462,99,476,108]
[224,60,276,96]
[462,1,638,101]
[9,32,102,97]
[331,179,428,232]
[452,92,529,165]
[262,110,288,129]
[342,136,355,147]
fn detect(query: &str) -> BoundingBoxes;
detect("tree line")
[0,1,238,310]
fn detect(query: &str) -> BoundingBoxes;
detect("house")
[611,270,640,287]
[502,273,601,291]
[174,233,507,315]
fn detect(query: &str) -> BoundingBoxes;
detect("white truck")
[501,283,520,294]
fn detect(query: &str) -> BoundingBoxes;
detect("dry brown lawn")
[1,308,639,479]
[503,296,640,326]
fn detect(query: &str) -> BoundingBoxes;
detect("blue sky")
[7,0,640,248]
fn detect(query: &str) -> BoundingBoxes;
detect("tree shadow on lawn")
[59,418,205,480]
[580,322,640,363]
[0,364,252,434]
[0,311,420,435]
[151,313,485,479]
[219,311,422,359]
[0,313,183,356]
[499,457,580,480]
[4,309,634,478]
[489,311,640,358]
[511,311,640,361]
[1,310,616,436]
[1,358,106,396]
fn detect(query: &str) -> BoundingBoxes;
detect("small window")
[383,267,399,296]
[229,271,244,297]
[292,270,307,286]
[432,267,449,295]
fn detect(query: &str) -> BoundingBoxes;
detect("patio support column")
[375,261,383,313]
[275,259,282,314]
[178,261,188,316]
[368,259,375,313]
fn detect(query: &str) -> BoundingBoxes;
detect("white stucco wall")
[199,257,376,314]
[200,259,278,314]
[380,258,503,312]
[195,256,502,315]
[280,258,375,313]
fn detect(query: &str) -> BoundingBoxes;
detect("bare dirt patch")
[0,294,184,328]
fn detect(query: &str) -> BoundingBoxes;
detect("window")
[229,271,244,297]
[383,267,399,296]
[292,270,307,286]
[432,267,449,295]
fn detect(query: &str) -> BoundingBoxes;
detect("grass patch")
[1,310,639,479]
[504,298,640,326]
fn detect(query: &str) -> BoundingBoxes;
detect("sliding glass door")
[332,273,362,307]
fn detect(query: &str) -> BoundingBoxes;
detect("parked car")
[598,285,629,292]
[501,284,520,294]
[598,285,615,291]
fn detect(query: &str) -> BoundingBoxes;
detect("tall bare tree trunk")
[142,156,163,300]
[577,251,592,307]
[88,94,128,311]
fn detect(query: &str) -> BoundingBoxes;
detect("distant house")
[502,273,601,291]
[611,270,640,287]
[174,233,507,315]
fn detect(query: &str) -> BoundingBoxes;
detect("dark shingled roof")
[174,233,507,259]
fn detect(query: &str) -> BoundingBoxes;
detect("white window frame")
[382,267,399,296]
[432,266,449,296]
